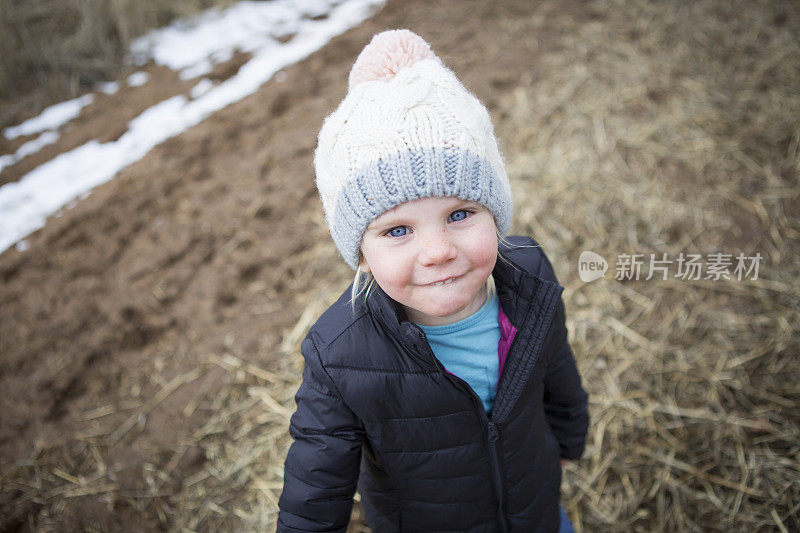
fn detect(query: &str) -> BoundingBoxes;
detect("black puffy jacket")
[277,237,589,532]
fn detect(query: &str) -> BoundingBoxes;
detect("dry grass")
[1,0,798,531]
[499,1,800,530]
[0,0,234,127]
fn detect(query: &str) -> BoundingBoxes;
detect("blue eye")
[449,209,469,222]
[388,226,408,237]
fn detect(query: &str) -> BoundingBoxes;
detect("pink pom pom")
[348,29,436,89]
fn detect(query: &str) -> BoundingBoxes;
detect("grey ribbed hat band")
[331,147,512,269]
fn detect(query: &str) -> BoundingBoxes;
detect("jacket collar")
[492,247,563,329]
[364,241,564,336]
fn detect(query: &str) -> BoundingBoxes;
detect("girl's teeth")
[432,278,454,286]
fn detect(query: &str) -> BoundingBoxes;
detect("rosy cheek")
[372,261,401,287]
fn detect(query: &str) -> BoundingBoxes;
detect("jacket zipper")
[487,420,509,532]
[446,371,509,532]
[412,331,510,532]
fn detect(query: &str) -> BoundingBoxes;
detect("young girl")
[278,30,588,532]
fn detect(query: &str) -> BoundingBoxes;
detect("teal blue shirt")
[418,294,501,415]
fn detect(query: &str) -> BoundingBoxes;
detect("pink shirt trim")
[497,303,517,378]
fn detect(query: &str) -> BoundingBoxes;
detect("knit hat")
[315,29,513,269]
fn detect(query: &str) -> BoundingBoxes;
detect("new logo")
[578,251,607,282]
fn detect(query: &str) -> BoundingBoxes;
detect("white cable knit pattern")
[314,31,512,269]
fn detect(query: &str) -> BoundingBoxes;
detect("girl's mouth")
[429,277,456,286]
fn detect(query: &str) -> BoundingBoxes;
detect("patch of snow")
[0,131,60,173]
[127,71,150,87]
[0,0,385,254]
[180,60,213,81]
[3,95,94,140]
[130,0,366,80]
[211,49,234,64]
[98,81,120,95]
[190,78,214,99]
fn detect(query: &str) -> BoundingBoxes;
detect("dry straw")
[0,0,236,126]
[1,0,798,531]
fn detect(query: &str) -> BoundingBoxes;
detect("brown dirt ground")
[2,0,798,530]
[0,0,593,529]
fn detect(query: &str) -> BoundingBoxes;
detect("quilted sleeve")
[542,297,589,460]
[277,336,365,532]
[538,251,590,460]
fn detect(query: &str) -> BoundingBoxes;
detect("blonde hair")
[350,262,377,311]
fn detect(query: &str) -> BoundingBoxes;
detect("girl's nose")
[418,231,457,266]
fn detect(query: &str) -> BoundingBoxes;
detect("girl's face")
[360,197,498,326]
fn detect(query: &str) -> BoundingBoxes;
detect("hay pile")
[2,0,798,530]
[499,1,800,529]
